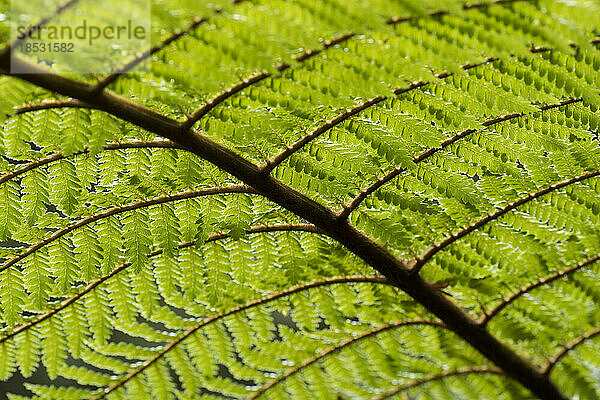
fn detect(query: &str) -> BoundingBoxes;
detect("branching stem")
[0,31,568,400]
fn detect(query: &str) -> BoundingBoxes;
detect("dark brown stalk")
[0,47,568,400]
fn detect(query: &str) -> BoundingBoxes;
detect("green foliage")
[1,0,600,399]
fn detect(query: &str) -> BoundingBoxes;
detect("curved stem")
[0,262,128,344]
[1,40,568,400]
[182,71,271,130]
[481,253,600,326]
[387,0,532,25]
[92,16,208,93]
[12,99,98,116]
[339,97,581,221]
[0,223,325,345]
[373,366,503,400]
[543,327,600,375]
[262,54,502,181]
[0,185,255,274]
[0,140,182,185]
[463,0,531,9]
[412,169,600,272]
[261,95,387,174]
[387,10,449,25]
[91,275,393,400]
[11,31,356,124]
[392,57,498,95]
[248,320,446,400]
[339,128,476,221]
[0,0,80,55]
[292,33,355,63]
[181,31,356,130]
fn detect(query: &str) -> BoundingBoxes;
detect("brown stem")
[340,66,582,221]
[181,71,271,130]
[543,327,600,375]
[386,0,530,25]
[463,0,531,10]
[339,128,476,221]
[261,95,387,174]
[0,140,182,186]
[387,10,449,25]
[91,16,208,92]
[181,31,357,129]
[248,320,446,400]
[392,57,498,94]
[12,99,96,116]
[292,33,355,62]
[0,0,80,55]
[0,50,568,400]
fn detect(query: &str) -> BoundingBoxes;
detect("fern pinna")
[0,0,599,398]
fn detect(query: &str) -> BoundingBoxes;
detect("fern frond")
[341,97,582,221]
[262,95,387,174]
[373,366,503,400]
[248,320,445,400]
[0,185,253,274]
[544,327,600,374]
[92,16,208,93]
[182,71,271,130]
[91,275,392,400]
[3,0,79,53]
[0,36,574,397]
[413,169,600,271]
[12,99,97,117]
[0,224,322,344]
[387,0,528,25]
[0,141,181,187]
[482,253,600,325]
[2,0,599,398]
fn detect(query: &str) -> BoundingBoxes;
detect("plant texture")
[0,0,600,399]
